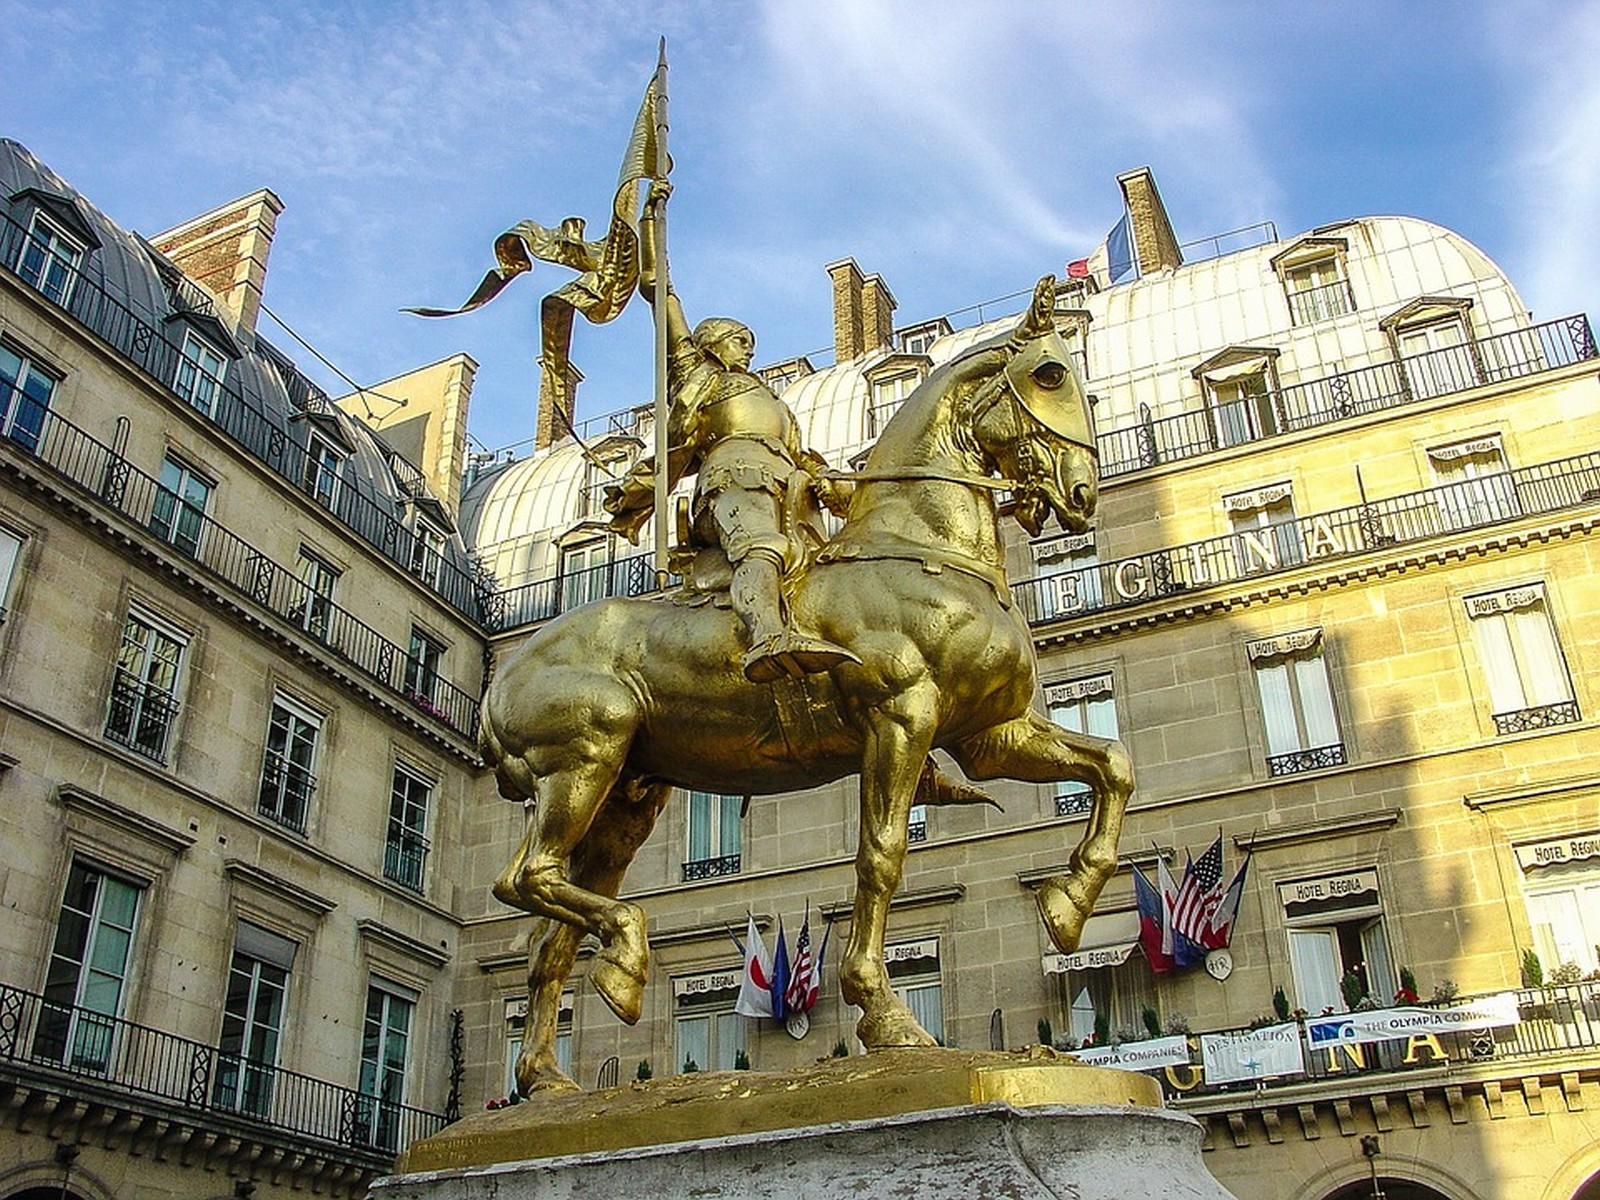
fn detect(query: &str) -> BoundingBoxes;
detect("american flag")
[1170,836,1225,945]
[785,913,815,1015]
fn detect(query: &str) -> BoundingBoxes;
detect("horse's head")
[972,277,1098,536]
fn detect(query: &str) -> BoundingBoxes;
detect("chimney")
[1116,167,1183,275]
[338,353,478,518]
[861,274,897,354]
[827,258,866,362]
[535,360,583,452]
[151,188,284,334]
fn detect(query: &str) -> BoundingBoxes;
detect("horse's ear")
[1014,276,1058,343]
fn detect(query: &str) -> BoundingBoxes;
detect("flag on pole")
[405,71,671,436]
[733,913,775,1019]
[1133,864,1174,974]
[769,916,791,1021]
[1065,257,1090,280]
[784,908,814,1015]
[1171,836,1225,946]
[1202,852,1251,950]
[1155,853,1180,959]
[1106,212,1136,283]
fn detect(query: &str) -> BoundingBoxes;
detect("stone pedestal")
[372,1049,1236,1200]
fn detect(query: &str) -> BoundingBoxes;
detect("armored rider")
[603,184,860,684]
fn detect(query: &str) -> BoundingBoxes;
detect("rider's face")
[709,330,755,370]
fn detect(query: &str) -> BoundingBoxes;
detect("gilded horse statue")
[482,278,1133,1094]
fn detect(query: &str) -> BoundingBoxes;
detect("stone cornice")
[54,783,195,855]
[1233,809,1401,852]
[357,917,451,970]
[223,857,338,915]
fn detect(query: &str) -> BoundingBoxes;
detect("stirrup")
[743,632,861,683]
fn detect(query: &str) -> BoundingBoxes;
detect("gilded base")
[399,1047,1162,1172]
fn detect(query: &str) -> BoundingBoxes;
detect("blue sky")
[5,0,1598,455]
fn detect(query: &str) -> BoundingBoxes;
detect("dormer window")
[1193,346,1282,448]
[896,319,952,358]
[410,518,447,589]
[1381,297,1477,401]
[303,431,345,508]
[758,356,814,394]
[864,352,931,439]
[16,211,85,306]
[1270,237,1355,326]
[174,329,228,416]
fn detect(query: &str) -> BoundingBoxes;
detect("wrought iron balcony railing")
[0,209,491,622]
[1014,450,1600,629]
[1144,981,1600,1102]
[1094,315,1596,478]
[681,853,741,882]
[384,831,430,892]
[258,750,317,834]
[1285,279,1356,325]
[0,388,479,739]
[0,981,447,1159]
[1266,742,1348,777]
[103,668,180,761]
[1492,699,1581,736]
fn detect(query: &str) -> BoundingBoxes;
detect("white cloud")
[1491,0,1600,319]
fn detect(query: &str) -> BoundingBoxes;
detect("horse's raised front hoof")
[591,954,648,1025]
[1036,875,1092,954]
[856,1001,939,1050]
[515,1053,581,1098]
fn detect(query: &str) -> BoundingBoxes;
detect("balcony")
[1015,449,1600,629]
[0,210,490,623]
[1266,742,1348,777]
[1138,981,1600,1106]
[1492,699,1581,737]
[0,391,479,740]
[681,853,741,883]
[0,980,447,1185]
[103,668,180,761]
[1094,315,1596,478]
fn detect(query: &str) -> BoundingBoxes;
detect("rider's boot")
[733,552,860,683]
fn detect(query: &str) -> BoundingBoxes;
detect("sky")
[4,0,1598,457]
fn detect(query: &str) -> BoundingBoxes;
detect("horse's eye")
[1032,361,1066,390]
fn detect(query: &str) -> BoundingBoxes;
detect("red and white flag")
[734,913,775,1018]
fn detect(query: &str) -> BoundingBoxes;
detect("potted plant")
[1395,966,1419,1005]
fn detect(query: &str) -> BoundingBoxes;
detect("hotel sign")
[1515,831,1600,870]
[1278,869,1379,906]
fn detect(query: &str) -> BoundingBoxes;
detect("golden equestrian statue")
[481,268,1133,1095]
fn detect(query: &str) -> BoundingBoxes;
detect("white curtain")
[1255,660,1299,754]
[1359,919,1395,1003]
[1509,603,1570,707]
[718,794,743,858]
[901,982,945,1045]
[1288,929,1342,1013]
[1294,655,1340,748]
[676,1015,710,1073]
[687,792,712,862]
[1472,612,1526,713]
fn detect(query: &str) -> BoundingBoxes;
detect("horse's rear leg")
[517,781,672,1096]
[952,712,1133,953]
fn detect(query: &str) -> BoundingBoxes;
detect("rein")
[819,465,1013,491]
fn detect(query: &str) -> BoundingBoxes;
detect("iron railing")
[1055,786,1094,817]
[1151,981,1600,1100]
[0,208,491,622]
[0,981,446,1158]
[1492,700,1581,736]
[1266,743,1348,777]
[493,551,665,631]
[1094,315,1596,478]
[1015,450,1600,628]
[384,831,430,892]
[257,750,316,834]
[1285,279,1355,325]
[681,854,741,883]
[0,386,479,738]
[102,668,179,761]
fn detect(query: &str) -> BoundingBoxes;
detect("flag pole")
[651,39,672,583]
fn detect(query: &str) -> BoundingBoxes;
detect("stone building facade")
[2,135,1598,1200]
[0,139,487,1199]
